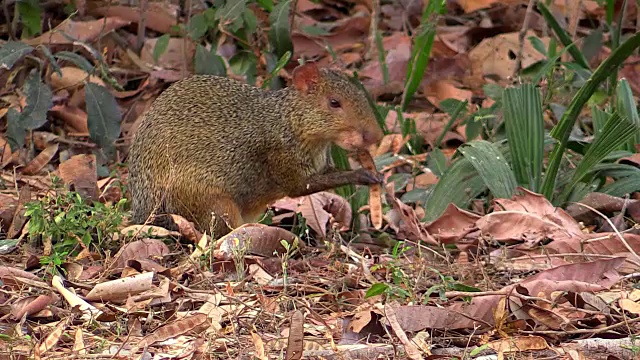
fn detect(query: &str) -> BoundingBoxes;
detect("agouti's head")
[292,62,383,151]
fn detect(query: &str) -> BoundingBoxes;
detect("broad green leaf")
[243,8,258,34]
[424,156,486,222]
[269,0,293,58]
[6,108,26,151]
[256,0,273,11]
[217,0,248,21]
[435,99,467,147]
[503,83,544,192]
[601,172,640,197]
[16,0,41,37]
[21,71,53,129]
[616,78,640,150]
[153,34,171,63]
[590,106,609,138]
[229,51,257,83]
[426,148,447,177]
[458,140,517,199]
[528,36,547,56]
[542,31,640,199]
[55,51,94,73]
[581,28,603,62]
[566,112,638,193]
[365,283,389,298]
[194,44,226,76]
[0,41,34,70]
[188,13,209,39]
[591,162,640,178]
[85,83,122,149]
[401,24,435,111]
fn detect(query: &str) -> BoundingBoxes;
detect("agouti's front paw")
[353,168,384,185]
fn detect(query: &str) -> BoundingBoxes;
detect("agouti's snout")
[336,126,383,151]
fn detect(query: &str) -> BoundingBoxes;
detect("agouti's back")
[128,62,383,237]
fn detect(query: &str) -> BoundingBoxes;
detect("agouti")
[127,62,384,237]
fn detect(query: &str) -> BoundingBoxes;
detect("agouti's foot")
[353,168,384,185]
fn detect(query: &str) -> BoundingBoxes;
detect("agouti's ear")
[292,62,320,93]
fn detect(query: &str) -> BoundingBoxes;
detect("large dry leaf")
[384,197,437,245]
[215,224,300,259]
[273,192,352,237]
[425,203,481,244]
[112,239,170,272]
[49,67,105,90]
[58,154,100,202]
[27,17,131,45]
[21,144,58,175]
[91,4,178,34]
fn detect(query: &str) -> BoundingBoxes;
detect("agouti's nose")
[363,127,383,146]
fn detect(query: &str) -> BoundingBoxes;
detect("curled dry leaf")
[85,271,155,302]
[7,185,31,239]
[50,105,89,133]
[21,143,58,175]
[137,312,210,349]
[214,223,300,260]
[27,17,131,46]
[112,239,170,272]
[385,197,437,245]
[49,67,106,90]
[170,214,202,242]
[356,150,383,229]
[58,154,100,202]
[273,192,352,237]
[425,203,480,244]
[285,310,304,360]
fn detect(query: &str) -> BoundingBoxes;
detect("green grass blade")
[458,140,518,199]
[591,106,610,139]
[503,84,545,191]
[537,1,590,70]
[616,78,640,150]
[401,24,435,111]
[541,31,640,199]
[565,112,639,196]
[601,171,640,196]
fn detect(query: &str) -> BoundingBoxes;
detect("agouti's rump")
[128,62,383,237]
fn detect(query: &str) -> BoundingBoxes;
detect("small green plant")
[25,177,127,269]
[423,268,480,303]
[277,237,300,291]
[230,236,249,281]
[365,241,415,302]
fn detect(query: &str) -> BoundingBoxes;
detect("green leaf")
[542,31,640,199]
[365,283,389,298]
[6,108,26,152]
[243,8,258,34]
[229,51,257,80]
[424,157,487,222]
[528,36,547,56]
[217,0,248,21]
[302,25,330,36]
[153,34,171,63]
[85,83,122,149]
[601,171,640,197]
[21,71,53,129]
[188,13,209,40]
[194,44,226,76]
[16,0,41,37]
[269,0,293,58]
[37,45,62,77]
[262,50,291,89]
[616,78,640,150]
[503,84,545,192]
[591,106,609,139]
[458,140,518,199]
[566,112,638,192]
[0,41,34,70]
[401,24,435,111]
[537,1,590,70]
[54,51,94,73]
[256,0,273,11]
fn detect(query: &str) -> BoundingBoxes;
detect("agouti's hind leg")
[192,193,244,237]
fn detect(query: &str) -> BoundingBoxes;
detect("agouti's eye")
[329,99,341,108]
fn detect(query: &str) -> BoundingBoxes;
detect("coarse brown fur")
[127,63,383,237]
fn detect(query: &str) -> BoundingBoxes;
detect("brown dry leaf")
[384,197,437,245]
[112,239,170,272]
[424,79,474,109]
[454,0,523,13]
[384,110,464,146]
[12,294,55,320]
[273,192,352,237]
[375,134,408,156]
[357,151,383,229]
[85,272,155,302]
[523,304,576,331]
[73,328,86,354]
[425,204,480,244]
[50,105,89,133]
[467,31,550,88]
[486,336,549,353]
[215,223,300,259]
[37,319,68,355]
[49,67,105,90]
[58,154,100,201]
[7,185,31,239]
[360,33,412,86]
[91,4,177,34]
[251,332,268,360]
[383,304,423,360]
[285,310,304,360]
[21,143,58,175]
[566,192,638,223]
[138,312,210,349]
[27,17,131,45]
[619,298,640,315]
[170,214,202,243]
[141,37,196,70]
[0,194,18,235]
